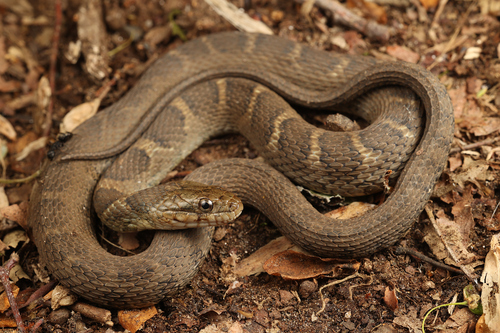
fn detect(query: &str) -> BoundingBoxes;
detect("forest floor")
[0,0,499,332]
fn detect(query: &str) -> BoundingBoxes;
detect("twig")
[43,0,62,137]
[294,0,392,42]
[20,280,57,309]
[0,170,41,184]
[431,0,449,27]
[395,247,464,275]
[449,137,500,154]
[427,0,475,70]
[0,255,26,333]
[204,0,273,34]
[70,303,113,326]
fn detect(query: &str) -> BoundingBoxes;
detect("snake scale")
[28,32,454,308]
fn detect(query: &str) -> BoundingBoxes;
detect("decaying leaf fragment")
[479,234,500,333]
[118,306,158,333]
[263,250,360,280]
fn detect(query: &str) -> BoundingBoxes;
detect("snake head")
[99,180,243,232]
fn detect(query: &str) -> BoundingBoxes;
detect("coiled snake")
[28,32,454,308]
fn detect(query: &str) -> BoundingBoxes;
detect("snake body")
[28,32,454,308]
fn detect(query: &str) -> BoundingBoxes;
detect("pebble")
[299,280,317,299]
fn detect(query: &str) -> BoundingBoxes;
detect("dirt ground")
[0,0,499,332]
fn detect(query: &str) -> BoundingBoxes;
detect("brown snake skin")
[28,32,454,308]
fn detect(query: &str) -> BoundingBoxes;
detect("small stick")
[20,280,57,309]
[394,247,464,275]
[43,0,62,137]
[449,137,500,154]
[0,255,26,333]
[0,170,41,184]
[70,302,113,326]
[294,0,392,42]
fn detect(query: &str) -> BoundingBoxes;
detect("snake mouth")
[164,208,243,229]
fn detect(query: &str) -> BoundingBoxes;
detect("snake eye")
[199,198,213,211]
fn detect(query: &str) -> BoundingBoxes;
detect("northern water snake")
[28,32,454,308]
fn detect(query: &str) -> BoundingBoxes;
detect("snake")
[27,32,454,308]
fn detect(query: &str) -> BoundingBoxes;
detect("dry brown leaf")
[3,230,28,249]
[346,0,387,24]
[60,98,102,133]
[449,85,467,119]
[423,207,478,272]
[0,205,24,223]
[15,136,47,161]
[0,314,17,328]
[51,285,78,310]
[143,25,172,51]
[0,77,21,93]
[324,201,377,219]
[263,250,360,280]
[118,306,158,333]
[233,236,302,277]
[386,45,420,63]
[383,287,398,311]
[0,284,19,313]
[450,186,475,242]
[434,209,476,263]
[392,306,421,332]
[0,0,34,16]
[480,234,500,333]
[470,117,500,136]
[448,155,462,172]
[0,114,16,140]
[437,307,476,332]
[451,157,493,194]
[0,240,8,252]
[0,36,8,74]
[419,0,438,9]
[11,131,37,155]
[9,263,30,283]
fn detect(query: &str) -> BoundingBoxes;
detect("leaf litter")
[0,0,499,332]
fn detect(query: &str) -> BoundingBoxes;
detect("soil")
[0,0,499,332]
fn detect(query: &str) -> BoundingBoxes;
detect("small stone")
[279,290,294,305]
[362,259,373,273]
[298,280,317,299]
[405,265,416,275]
[421,280,436,291]
[342,320,356,330]
[213,227,228,242]
[270,10,284,22]
[105,7,126,30]
[269,309,281,319]
[253,309,270,328]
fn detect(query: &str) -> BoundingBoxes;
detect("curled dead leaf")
[51,285,78,310]
[383,287,398,311]
[60,99,101,133]
[15,136,47,161]
[0,284,19,313]
[0,115,16,141]
[479,234,500,333]
[118,306,158,333]
[263,250,360,280]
